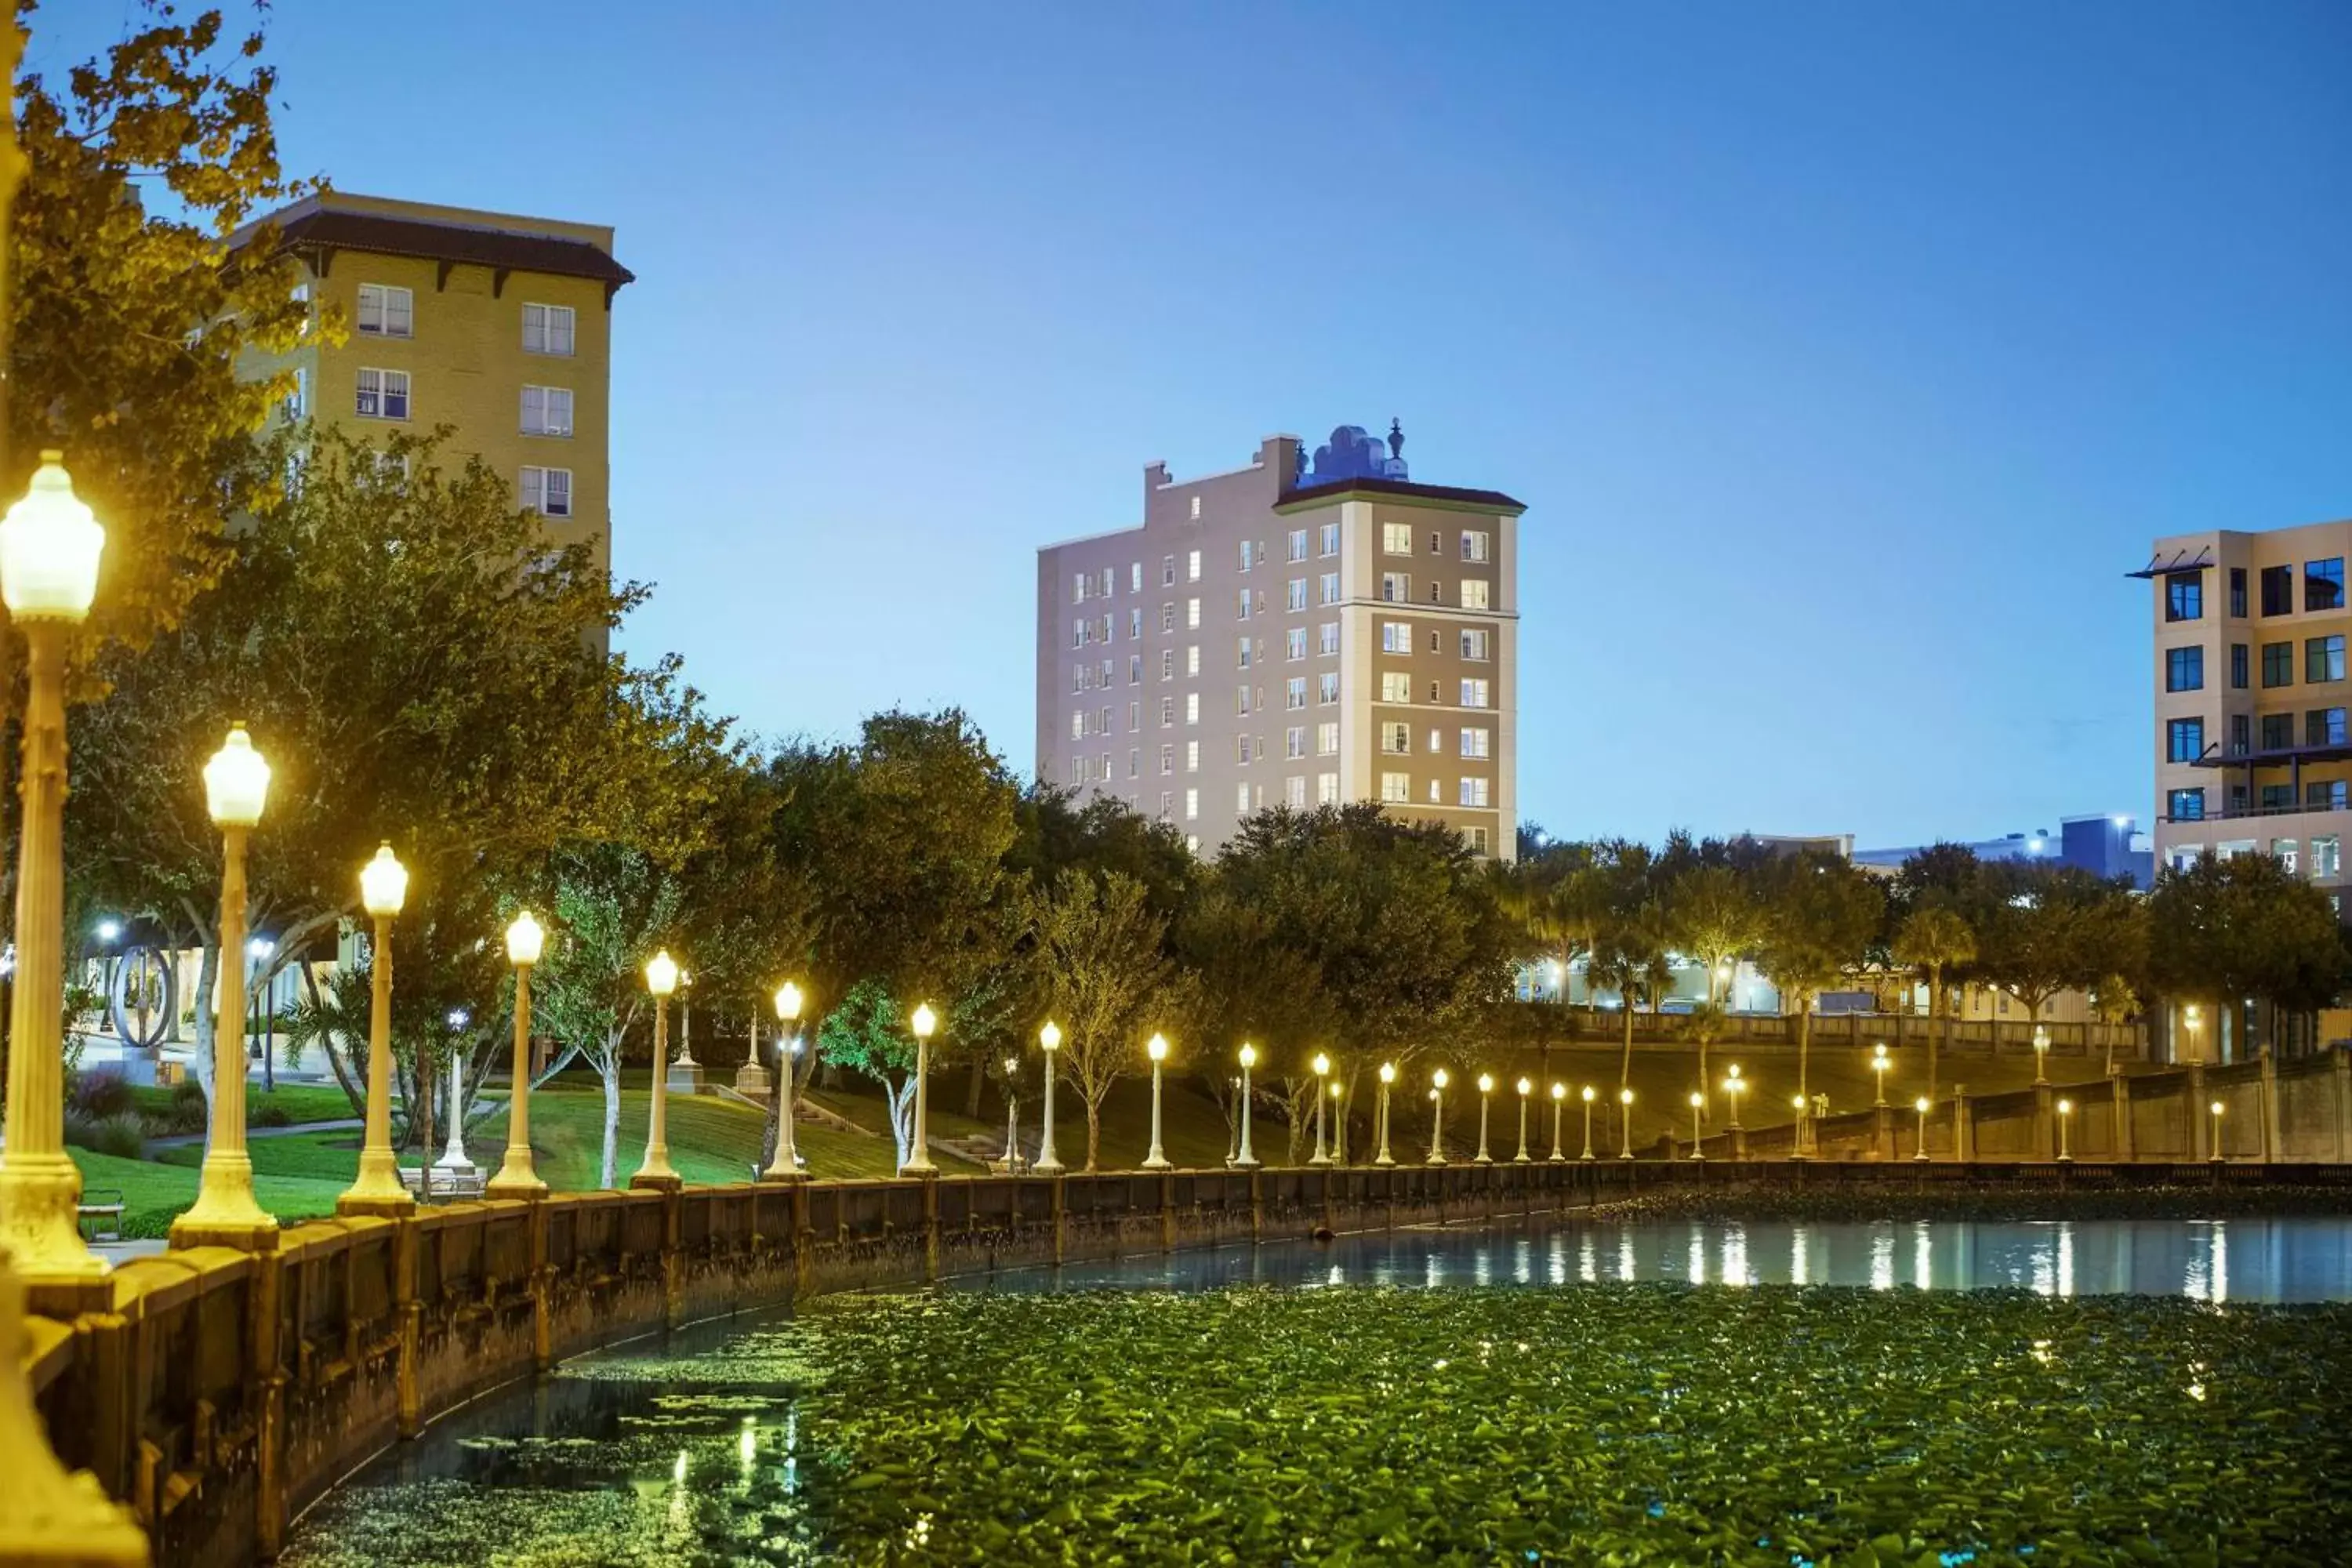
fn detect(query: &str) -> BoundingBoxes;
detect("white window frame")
[521,384,575,437]
[355,366,409,420]
[520,465,573,517]
[522,302,576,357]
[356,282,413,338]
[1459,727,1490,760]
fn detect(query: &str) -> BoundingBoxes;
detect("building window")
[1381,622,1411,653]
[1319,524,1340,557]
[2167,787,2205,822]
[1316,722,1338,756]
[1378,771,1410,803]
[2230,567,2248,617]
[2315,834,2343,877]
[1286,775,1308,808]
[1380,573,1410,603]
[1287,529,1308,562]
[1381,672,1413,703]
[1185,789,1199,821]
[1382,522,1413,555]
[1236,589,1251,621]
[519,465,572,517]
[1233,782,1250,814]
[356,282,413,337]
[2263,642,2293,687]
[1461,530,1492,564]
[1238,540,1254,572]
[522,303,575,356]
[1185,549,1201,582]
[1287,579,1308,612]
[1287,628,1307,660]
[1283,728,1305,760]
[1461,678,1491,709]
[1236,637,1253,669]
[521,384,574,437]
[1285,677,1307,710]
[1128,750,1139,778]
[1460,727,1490,759]
[2311,780,2349,811]
[2309,708,2349,747]
[280,367,308,422]
[1236,685,1253,716]
[355,367,409,419]
[1185,741,1200,773]
[1381,722,1410,754]
[2261,564,2293,616]
[1460,628,1491,661]
[2230,643,2249,689]
[1127,700,1139,731]
[1319,622,1340,656]
[1460,579,1490,611]
[1070,710,1086,741]
[1316,772,1340,804]
[1186,645,1200,676]
[1131,561,1143,593]
[1323,572,1344,605]
[2311,559,2347,612]
[2165,646,2202,691]
[1187,598,1201,630]
[1457,776,1490,808]
[1318,673,1340,705]
[1159,744,1173,775]
[2261,784,2296,811]
[2229,713,2250,756]
[2165,573,2202,622]
[2260,713,2292,751]
[1466,826,1490,855]
[2310,635,2347,684]
[1159,649,1174,682]
[1185,693,1200,724]
[1163,557,1176,586]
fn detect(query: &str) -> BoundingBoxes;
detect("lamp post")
[0,454,110,1281]
[1548,1081,1566,1161]
[1512,1077,1533,1163]
[1426,1068,1449,1165]
[172,724,278,1250]
[1142,1032,1171,1171]
[1309,1051,1332,1165]
[2209,1099,2224,1163]
[1474,1073,1495,1163]
[340,845,415,1215]
[2184,1004,2203,1064]
[760,982,805,1181]
[484,910,549,1200]
[1791,1092,1809,1160]
[1001,1053,1022,1172]
[1617,1087,1635,1160]
[2056,1097,2074,1163]
[901,1002,940,1175]
[1374,1062,1396,1166]
[1688,1091,1705,1159]
[1036,1021,1065,1174]
[1914,1095,1932,1161]
[1871,1041,1889,1106]
[435,1011,476,1180]
[1231,1042,1259,1168]
[1579,1084,1596,1161]
[2032,1025,2050,1085]
[629,951,684,1190]
[1725,1063,1744,1129]
[1330,1079,1348,1165]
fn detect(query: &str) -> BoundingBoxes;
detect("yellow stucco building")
[234,191,633,578]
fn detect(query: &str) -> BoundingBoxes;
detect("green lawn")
[70,1147,350,1240]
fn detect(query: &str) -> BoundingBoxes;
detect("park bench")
[77,1189,125,1243]
[397,1166,487,1200]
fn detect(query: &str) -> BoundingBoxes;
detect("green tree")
[2149,852,2348,1058]
[1670,863,1761,1009]
[1755,851,1885,1118]
[1892,901,1976,1104]
[1679,999,1729,1122]
[1033,869,1179,1171]
[1172,884,1331,1155]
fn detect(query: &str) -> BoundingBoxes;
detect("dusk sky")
[45,2,2352,848]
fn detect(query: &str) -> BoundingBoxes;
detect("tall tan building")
[236,191,633,577]
[1036,425,1526,859]
[2142,520,2351,904]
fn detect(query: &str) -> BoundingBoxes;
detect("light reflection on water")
[990,1216,2352,1304]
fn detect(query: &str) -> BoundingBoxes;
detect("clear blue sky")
[42,2,2352,847]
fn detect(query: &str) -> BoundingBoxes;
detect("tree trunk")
[1797,997,1813,1107]
[1930,967,1947,1105]
[1697,1035,1710,1122]
[964,1058,985,1119]
[1620,1001,1634,1091]
[885,1075,914,1166]
[600,1039,622,1188]
[1084,1101,1102,1172]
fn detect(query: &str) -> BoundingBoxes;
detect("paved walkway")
[144,1117,362,1150]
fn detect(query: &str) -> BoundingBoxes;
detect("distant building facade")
[235,191,634,581]
[1853,814,2154,888]
[2140,521,2352,909]
[1034,425,1525,858]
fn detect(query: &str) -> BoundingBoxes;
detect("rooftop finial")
[1388,418,1405,463]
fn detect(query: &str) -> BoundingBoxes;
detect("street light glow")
[360,844,408,920]
[505,909,544,966]
[0,452,104,622]
[1040,1018,1061,1051]
[774,980,802,1022]
[644,949,679,997]
[1146,1032,1168,1062]
[910,1002,937,1040]
[204,724,271,828]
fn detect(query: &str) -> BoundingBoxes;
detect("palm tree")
[1585,938,1644,1092]
[1893,903,1976,1105]
[1680,1000,1727,1121]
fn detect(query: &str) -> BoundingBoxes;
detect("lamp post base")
[665,1062,709,1097]
[628,1170,684,1193]
[1141,1155,1171,1171]
[733,1062,771,1096]
[0,1156,110,1287]
[173,1153,282,1251]
[1374,1153,1393,1167]
[1032,1157,1065,1174]
[336,1192,417,1219]
[1424,1154,1446,1167]
[485,1159,550,1201]
[754,1167,806,1184]
[1307,1153,1332,1167]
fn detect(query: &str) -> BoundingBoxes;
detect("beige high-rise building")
[1036,424,1526,860]
[2143,519,2351,902]
[234,191,634,579]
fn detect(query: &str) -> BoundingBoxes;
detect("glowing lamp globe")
[1551,1082,1566,1101]
[775,981,803,1022]
[644,949,679,998]
[2209,1100,2223,1116]
[1312,1051,1330,1076]
[1236,1040,1254,1068]
[1915,1096,1930,1113]
[204,725,271,828]
[0,452,105,622]
[2057,1098,2073,1115]
[1792,1094,1807,1110]
[358,843,408,919]
[1432,1068,1450,1090]
[1689,1091,1703,1109]
[1728,1063,1743,1080]
[1146,1032,1168,1063]
[1581,1085,1595,1103]
[506,909,545,967]
[1619,1088,1635,1105]
[1477,1073,1494,1094]
[1040,1019,1062,1051]
[1329,1080,1342,1098]
[911,1002,938,1040]
[1378,1062,1395,1084]
[1516,1077,1531,1096]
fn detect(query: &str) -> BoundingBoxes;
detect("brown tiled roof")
[1276,476,1526,514]
[252,207,635,292]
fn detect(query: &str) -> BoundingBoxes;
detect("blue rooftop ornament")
[1307,423,1409,484]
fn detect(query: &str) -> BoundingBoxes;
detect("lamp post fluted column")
[1308,1052,1331,1165]
[1425,1069,1449,1165]
[341,846,415,1215]
[1619,1087,1636,1160]
[1231,1041,1258,1169]
[1914,1095,1932,1161]
[1473,1073,1494,1163]
[174,727,278,1250]
[0,456,110,1284]
[760,982,805,1181]
[1142,1033,1171,1171]
[630,951,682,1192]
[1035,1021,1065,1173]
[488,910,549,1199]
[1580,1085,1597,1160]
[1374,1062,1396,1166]
[1548,1082,1566,1161]
[900,1003,938,1175]
[1512,1077,1532,1163]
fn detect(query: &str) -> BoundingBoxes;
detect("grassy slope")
[70,1147,350,1239]
[127,1083,357,1123]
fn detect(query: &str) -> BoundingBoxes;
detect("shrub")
[254,1103,293,1129]
[88,1111,145,1160]
[71,1070,135,1120]
[62,1110,98,1150]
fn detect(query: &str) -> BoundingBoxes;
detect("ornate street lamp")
[172,724,278,1249]
[1232,1041,1259,1169]
[760,981,805,1182]
[2032,1025,2050,1085]
[1688,1091,1705,1160]
[1330,1078,1348,1165]
[1617,1087,1635,1160]
[1142,1033,1172,1171]
[1468,1073,1493,1163]
[341,845,415,1214]
[487,909,549,1199]
[1579,1084,1597,1161]
[0,454,109,1281]
[900,1001,938,1175]
[2208,1098,2224,1163]
[1790,1092,1809,1161]
[1036,1021,1066,1174]
[1513,1077,1533,1163]
[1425,1068,1449,1166]
[630,950,683,1191]
[1374,1062,1396,1167]
[1308,1051,1333,1165]
[1725,1062,1745,1129]
[1914,1095,1932,1161]
[1871,1041,1889,1106]
[1548,1081,1566,1161]
[2056,1097,2074,1163]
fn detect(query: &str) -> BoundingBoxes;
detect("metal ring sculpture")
[107,943,177,1052]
